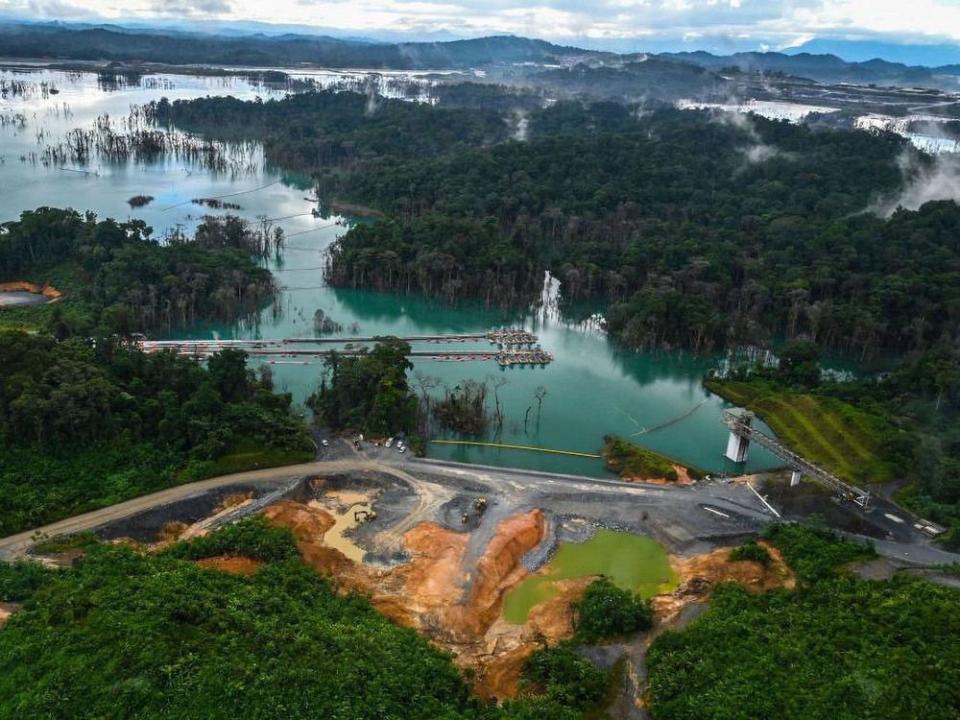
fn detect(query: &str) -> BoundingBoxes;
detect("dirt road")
[0,459,401,560]
[3,453,957,567]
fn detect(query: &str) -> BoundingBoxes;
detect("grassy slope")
[603,436,682,481]
[705,380,895,484]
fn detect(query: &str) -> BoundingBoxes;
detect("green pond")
[502,530,679,624]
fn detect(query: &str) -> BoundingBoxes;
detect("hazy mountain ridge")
[0,21,958,91]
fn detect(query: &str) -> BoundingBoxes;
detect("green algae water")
[0,66,784,478]
[502,530,679,624]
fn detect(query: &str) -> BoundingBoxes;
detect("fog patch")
[511,109,529,141]
[871,151,960,217]
[742,142,782,164]
[363,77,380,116]
[708,108,788,169]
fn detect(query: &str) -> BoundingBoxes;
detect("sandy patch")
[324,489,373,507]
[309,499,372,563]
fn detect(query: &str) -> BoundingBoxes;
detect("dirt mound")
[265,500,362,586]
[460,509,546,633]
[195,556,264,576]
[653,541,794,623]
[266,500,336,540]
[217,491,255,512]
[622,464,694,485]
[158,521,189,543]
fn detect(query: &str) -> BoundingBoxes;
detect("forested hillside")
[0,520,612,720]
[0,208,276,336]
[647,524,960,719]
[0,25,591,69]
[0,334,313,535]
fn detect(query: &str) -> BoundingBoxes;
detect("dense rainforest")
[647,523,960,719]
[0,207,276,337]
[0,519,613,720]
[149,91,511,178]
[158,92,960,357]
[0,333,313,535]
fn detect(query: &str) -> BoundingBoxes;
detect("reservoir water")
[0,67,782,477]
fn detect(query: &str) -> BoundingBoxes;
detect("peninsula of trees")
[0,208,277,337]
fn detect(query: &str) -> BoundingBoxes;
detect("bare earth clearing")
[3,443,957,704]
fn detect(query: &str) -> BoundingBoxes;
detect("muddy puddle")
[503,530,679,624]
[308,489,375,563]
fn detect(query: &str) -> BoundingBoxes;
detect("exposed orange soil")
[264,502,565,699]
[263,499,797,700]
[158,521,189,543]
[0,280,62,300]
[652,540,795,623]
[195,556,264,575]
[620,464,694,485]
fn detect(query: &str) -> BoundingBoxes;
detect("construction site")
[5,431,955,716]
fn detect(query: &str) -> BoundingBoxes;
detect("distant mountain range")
[657,50,960,85]
[0,23,593,69]
[0,21,958,91]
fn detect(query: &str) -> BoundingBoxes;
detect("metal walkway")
[139,328,540,351]
[723,409,872,509]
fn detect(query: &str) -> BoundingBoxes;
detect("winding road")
[2,452,958,568]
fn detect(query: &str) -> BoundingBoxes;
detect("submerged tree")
[433,380,489,435]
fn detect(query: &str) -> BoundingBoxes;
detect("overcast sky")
[7,0,960,50]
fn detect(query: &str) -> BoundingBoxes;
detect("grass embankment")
[705,380,895,484]
[602,435,698,482]
[647,524,960,720]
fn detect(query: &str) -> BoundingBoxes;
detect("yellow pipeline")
[430,439,601,459]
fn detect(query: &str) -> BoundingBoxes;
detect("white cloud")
[7,0,960,45]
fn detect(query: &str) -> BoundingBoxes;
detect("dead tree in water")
[535,386,547,430]
[490,375,509,438]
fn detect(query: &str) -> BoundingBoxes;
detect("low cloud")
[151,0,232,16]
[708,107,788,167]
[872,151,960,217]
